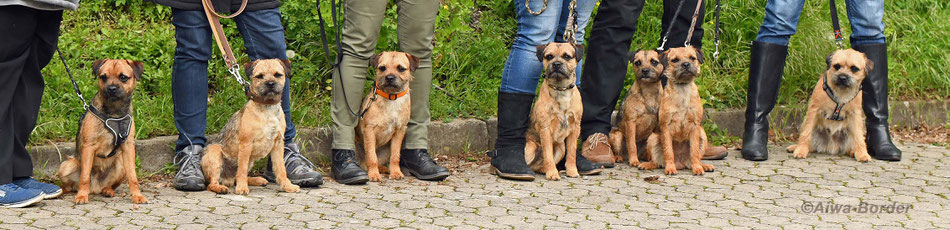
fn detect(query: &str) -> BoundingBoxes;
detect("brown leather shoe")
[582,133,615,168]
[703,145,729,160]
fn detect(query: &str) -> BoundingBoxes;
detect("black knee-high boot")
[854,43,901,161]
[741,41,788,161]
[488,92,536,181]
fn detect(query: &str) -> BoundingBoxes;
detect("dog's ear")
[369,53,381,68]
[693,47,704,64]
[573,44,585,60]
[658,50,669,66]
[243,60,256,77]
[128,60,144,80]
[280,59,292,79]
[825,51,836,70]
[536,44,548,62]
[864,56,874,74]
[92,59,107,78]
[627,49,641,63]
[405,53,420,72]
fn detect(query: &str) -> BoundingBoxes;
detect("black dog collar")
[551,84,576,91]
[821,73,861,121]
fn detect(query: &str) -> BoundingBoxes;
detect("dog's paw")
[628,160,641,167]
[74,194,89,204]
[854,152,871,162]
[234,186,250,195]
[691,164,706,175]
[786,145,797,153]
[614,155,625,163]
[702,164,715,172]
[793,148,809,159]
[638,162,657,170]
[368,172,383,182]
[208,184,229,194]
[565,168,580,178]
[545,171,561,181]
[131,195,148,204]
[282,184,301,193]
[664,167,678,175]
[389,170,405,180]
[248,177,269,186]
[101,188,115,197]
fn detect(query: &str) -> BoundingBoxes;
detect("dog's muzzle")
[834,74,852,87]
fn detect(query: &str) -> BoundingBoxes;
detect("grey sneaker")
[264,143,324,187]
[174,145,206,191]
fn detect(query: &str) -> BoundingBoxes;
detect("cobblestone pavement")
[2,143,949,229]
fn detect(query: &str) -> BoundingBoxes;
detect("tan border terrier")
[609,50,665,167]
[524,42,584,180]
[356,51,419,182]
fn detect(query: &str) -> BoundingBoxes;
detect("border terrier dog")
[201,59,300,195]
[609,50,665,167]
[57,59,147,204]
[641,47,715,175]
[524,42,584,180]
[786,49,872,162]
[356,51,419,182]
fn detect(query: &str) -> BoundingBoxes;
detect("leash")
[821,0,853,121]
[683,0,703,47]
[525,0,549,15]
[57,48,132,158]
[562,0,579,44]
[828,0,845,49]
[313,0,368,119]
[201,0,251,94]
[658,0,687,51]
[712,0,721,59]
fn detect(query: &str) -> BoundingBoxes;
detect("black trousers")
[579,0,705,139]
[0,6,63,184]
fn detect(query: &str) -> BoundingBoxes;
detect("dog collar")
[374,84,408,100]
[82,106,132,158]
[821,73,861,121]
[551,84,576,91]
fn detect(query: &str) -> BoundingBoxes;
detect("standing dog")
[202,59,300,195]
[643,47,714,175]
[357,51,419,182]
[57,59,147,204]
[609,50,665,167]
[524,43,584,180]
[786,49,872,162]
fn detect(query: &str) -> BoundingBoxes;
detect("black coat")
[146,0,280,12]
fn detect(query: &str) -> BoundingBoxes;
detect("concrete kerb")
[27,100,949,176]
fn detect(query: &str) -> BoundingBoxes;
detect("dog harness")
[821,73,861,121]
[78,106,132,158]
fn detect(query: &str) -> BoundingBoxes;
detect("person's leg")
[394,0,450,181]
[330,0,388,185]
[741,0,804,161]
[170,9,213,191]
[845,0,899,161]
[235,8,324,186]
[576,0,644,167]
[659,0,705,49]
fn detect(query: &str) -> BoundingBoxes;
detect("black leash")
[315,0,366,118]
[828,0,845,49]
[712,0,721,59]
[57,48,131,158]
[821,0,854,121]
[657,0,687,51]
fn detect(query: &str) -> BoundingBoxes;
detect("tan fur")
[57,59,147,204]
[357,51,419,182]
[786,49,872,162]
[524,43,583,180]
[201,59,299,195]
[649,47,714,175]
[609,50,664,166]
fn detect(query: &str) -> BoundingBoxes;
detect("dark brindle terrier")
[356,51,419,182]
[609,50,665,167]
[523,42,584,180]
[57,59,147,204]
[201,59,300,195]
[786,49,873,162]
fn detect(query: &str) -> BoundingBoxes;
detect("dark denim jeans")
[171,8,295,151]
[755,0,885,46]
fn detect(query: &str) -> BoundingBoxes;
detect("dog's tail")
[56,156,81,192]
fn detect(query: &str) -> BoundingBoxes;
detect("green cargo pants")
[331,0,438,150]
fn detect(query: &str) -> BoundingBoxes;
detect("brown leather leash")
[201,0,250,92]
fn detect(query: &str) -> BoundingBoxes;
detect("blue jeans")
[500,0,597,94]
[171,8,295,150]
[755,0,885,46]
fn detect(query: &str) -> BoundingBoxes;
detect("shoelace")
[585,134,610,151]
[284,146,316,174]
[174,151,202,177]
[333,151,359,167]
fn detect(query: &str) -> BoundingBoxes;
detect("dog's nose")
[682,62,691,68]
[385,75,397,82]
[552,62,563,69]
[640,69,650,75]
[106,85,119,93]
[266,81,277,88]
[836,75,850,84]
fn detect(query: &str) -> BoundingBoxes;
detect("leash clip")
[227,63,249,88]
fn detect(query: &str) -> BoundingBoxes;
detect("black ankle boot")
[488,92,536,181]
[854,43,901,161]
[400,149,450,181]
[741,41,788,161]
[331,149,369,185]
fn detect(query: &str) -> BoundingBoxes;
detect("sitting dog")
[609,50,665,167]
[786,49,872,162]
[357,51,419,182]
[58,59,147,204]
[201,59,300,195]
[641,47,715,175]
[524,42,584,180]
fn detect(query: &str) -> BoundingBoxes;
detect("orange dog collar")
[375,85,408,100]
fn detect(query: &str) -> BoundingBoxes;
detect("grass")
[31,0,950,144]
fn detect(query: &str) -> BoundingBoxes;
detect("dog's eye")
[119,74,129,82]
[650,59,659,66]
[850,66,860,73]
[562,54,573,60]
[255,74,264,79]
[379,66,386,72]
[397,66,407,72]
[545,54,554,60]
[634,60,642,66]
[689,56,696,61]
[671,58,680,63]
[274,73,283,78]
[833,64,841,70]
[99,75,107,81]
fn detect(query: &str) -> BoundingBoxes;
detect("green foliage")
[33,0,950,143]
